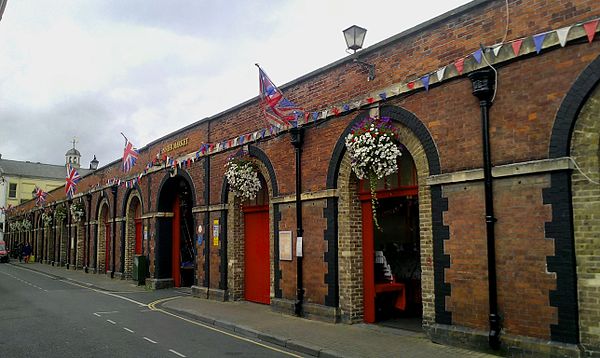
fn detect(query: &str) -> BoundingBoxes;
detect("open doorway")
[157,175,195,288]
[361,150,422,331]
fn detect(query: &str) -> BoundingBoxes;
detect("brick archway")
[96,199,110,273]
[124,191,143,279]
[330,106,439,327]
[225,148,277,302]
[570,84,600,351]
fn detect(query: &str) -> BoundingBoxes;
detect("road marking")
[143,337,157,344]
[123,327,135,333]
[147,297,301,357]
[93,313,101,317]
[107,319,116,325]
[169,349,186,357]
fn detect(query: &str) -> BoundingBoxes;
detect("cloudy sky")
[0,0,470,167]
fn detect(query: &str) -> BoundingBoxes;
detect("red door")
[244,205,270,304]
[362,200,376,323]
[105,223,111,273]
[172,197,181,287]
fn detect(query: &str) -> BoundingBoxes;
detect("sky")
[0,0,471,168]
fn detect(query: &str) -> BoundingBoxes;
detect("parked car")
[0,241,9,263]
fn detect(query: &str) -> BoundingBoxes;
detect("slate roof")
[0,158,93,180]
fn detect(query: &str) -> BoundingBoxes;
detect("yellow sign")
[162,137,189,154]
[213,219,219,246]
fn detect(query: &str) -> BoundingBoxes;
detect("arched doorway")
[243,174,270,304]
[97,201,110,273]
[157,174,195,288]
[331,107,439,327]
[360,151,421,326]
[124,193,143,279]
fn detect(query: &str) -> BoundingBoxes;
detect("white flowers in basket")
[345,117,401,229]
[225,151,262,201]
[70,201,85,222]
[42,212,53,227]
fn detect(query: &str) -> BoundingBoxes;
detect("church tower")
[65,137,81,168]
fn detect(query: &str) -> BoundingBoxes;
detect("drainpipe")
[468,69,500,350]
[111,185,118,277]
[85,193,92,272]
[290,127,304,316]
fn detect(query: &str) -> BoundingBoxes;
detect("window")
[8,183,17,198]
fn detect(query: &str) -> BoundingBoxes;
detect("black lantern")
[342,25,375,81]
[89,155,99,170]
[343,25,367,53]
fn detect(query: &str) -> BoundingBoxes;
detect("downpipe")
[468,69,501,350]
[290,127,305,316]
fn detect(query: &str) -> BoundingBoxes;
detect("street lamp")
[343,25,375,81]
[89,155,99,170]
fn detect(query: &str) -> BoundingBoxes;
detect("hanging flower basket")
[70,201,85,222]
[55,205,67,223]
[345,116,401,229]
[225,151,262,201]
[42,212,53,227]
[21,218,32,231]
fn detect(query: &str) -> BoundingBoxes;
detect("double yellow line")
[148,297,302,357]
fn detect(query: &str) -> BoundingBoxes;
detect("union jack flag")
[257,65,303,128]
[34,186,47,206]
[65,164,81,199]
[122,139,139,173]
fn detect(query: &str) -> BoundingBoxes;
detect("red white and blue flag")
[65,163,81,199]
[34,186,47,206]
[257,65,303,128]
[122,136,139,173]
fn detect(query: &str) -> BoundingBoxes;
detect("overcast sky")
[0,0,471,167]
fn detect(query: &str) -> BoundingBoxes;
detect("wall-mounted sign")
[213,219,219,247]
[279,231,292,261]
[162,137,189,154]
[197,224,203,234]
[296,236,303,257]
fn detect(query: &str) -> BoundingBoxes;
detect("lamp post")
[290,127,304,316]
[343,25,375,81]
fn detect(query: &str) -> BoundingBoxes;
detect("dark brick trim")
[326,106,441,189]
[543,172,579,344]
[431,185,452,324]
[219,208,227,290]
[323,197,338,307]
[274,204,282,298]
[550,54,600,158]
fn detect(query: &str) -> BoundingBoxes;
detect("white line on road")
[143,337,157,344]
[169,349,186,357]
[93,313,101,317]
[106,319,116,325]
[123,327,134,333]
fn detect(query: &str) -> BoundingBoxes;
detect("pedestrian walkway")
[14,262,498,358]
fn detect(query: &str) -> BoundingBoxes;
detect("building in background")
[4,1,600,356]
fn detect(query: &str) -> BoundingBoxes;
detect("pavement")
[10,261,499,358]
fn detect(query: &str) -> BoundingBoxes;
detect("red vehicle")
[0,241,9,263]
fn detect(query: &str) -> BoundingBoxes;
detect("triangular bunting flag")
[455,58,465,75]
[511,39,523,56]
[407,81,415,90]
[533,33,547,54]
[366,97,375,104]
[312,112,319,122]
[332,107,340,116]
[436,67,446,81]
[379,92,387,101]
[556,26,571,47]
[492,44,502,57]
[583,19,599,43]
[473,49,483,64]
[421,75,430,91]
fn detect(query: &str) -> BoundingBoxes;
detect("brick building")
[5,0,600,355]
